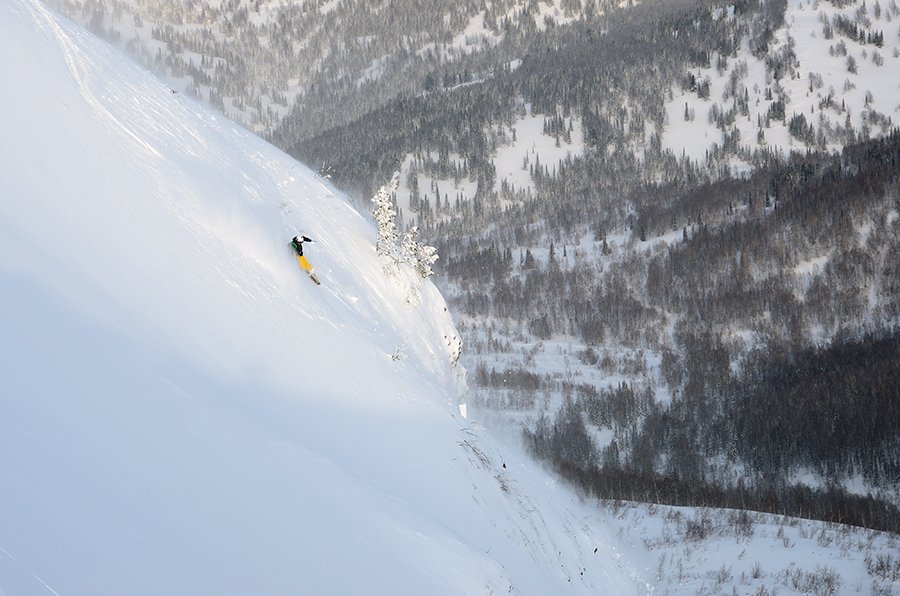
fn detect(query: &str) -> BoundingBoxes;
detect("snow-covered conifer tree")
[373,172,438,279]
[401,226,438,278]
[372,171,401,260]
[415,243,438,279]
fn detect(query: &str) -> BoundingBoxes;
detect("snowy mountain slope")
[0,1,644,594]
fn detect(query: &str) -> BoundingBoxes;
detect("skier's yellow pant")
[296,254,313,272]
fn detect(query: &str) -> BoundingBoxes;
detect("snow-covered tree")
[373,173,439,278]
[401,226,438,278]
[372,171,401,260]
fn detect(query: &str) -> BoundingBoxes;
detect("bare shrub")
[865,553,900,581]
[730,509,755,538]
[684,511,713,541]
[786,565,841,595]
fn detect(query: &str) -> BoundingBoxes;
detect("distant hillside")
[289,0,900,530]
[42,0,623,140]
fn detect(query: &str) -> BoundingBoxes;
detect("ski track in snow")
[31,0,164,160]
[0,544,62,596]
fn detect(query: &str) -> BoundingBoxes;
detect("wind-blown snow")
[0,1,642,594]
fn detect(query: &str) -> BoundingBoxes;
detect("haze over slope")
[0,1,641,594]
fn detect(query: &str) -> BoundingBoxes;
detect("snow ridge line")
[28,0,163,159]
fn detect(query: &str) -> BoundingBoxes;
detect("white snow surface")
[0,1,643,594]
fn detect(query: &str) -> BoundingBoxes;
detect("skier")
[291,235,320,284]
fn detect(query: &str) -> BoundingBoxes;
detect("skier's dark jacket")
[291,236,312,256]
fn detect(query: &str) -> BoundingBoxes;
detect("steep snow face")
[0,1,642,595]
